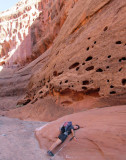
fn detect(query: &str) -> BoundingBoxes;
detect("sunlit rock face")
[1,0,126,121]
[25,0,126,104]
[0,0,77,66]
[0,0,42,66]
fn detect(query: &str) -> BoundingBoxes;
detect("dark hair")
[74,125,80,130]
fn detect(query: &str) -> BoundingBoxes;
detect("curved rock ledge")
[35,105,126,160]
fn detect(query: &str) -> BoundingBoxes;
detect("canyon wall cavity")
[25,0,126,105]
[1,0,126,120]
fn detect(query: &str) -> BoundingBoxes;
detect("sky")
[0,0,20,12]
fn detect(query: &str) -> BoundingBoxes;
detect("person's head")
[73,125,80,130]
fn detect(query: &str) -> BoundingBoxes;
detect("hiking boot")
[47,150,54,156]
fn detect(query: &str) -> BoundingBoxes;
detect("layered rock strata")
[1,0,126,121]
[0,0,42,66]
[25,0,126,106]
[0,0,78,66]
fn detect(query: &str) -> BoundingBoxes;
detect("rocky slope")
[36,105,126,160]
[0,1,126,160]
[19,0,126,121]
[0,0,126,121]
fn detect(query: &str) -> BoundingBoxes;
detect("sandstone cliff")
[1,1,126,160]
[0,0,126,121]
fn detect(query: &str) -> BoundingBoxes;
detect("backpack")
[60,121,72,133]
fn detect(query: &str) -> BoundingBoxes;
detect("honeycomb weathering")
[0,0,126,115]
[26,0,126,103]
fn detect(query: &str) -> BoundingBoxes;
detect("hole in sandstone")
[85,56,93,61]
[76,67,80,71]
[92,45,94,48]
[82,87,87,90]
[69,62,80,69]
[110,85,114,88]
[94,41,96,44]
[96,68,103,72]
[53,71,58,76]
[85,88,100,96]
[106,66,109,69]
[53,71,63,77]
[108,55,111,58]
[88,37,91,40]
[86,47,89,51]
[103,26,108,31]
[122,79,126,85]
[86,66,94,71]
[82,63,85,65]
[72,85,74,87]
[58,71,63,76]
[82,80,89,85]
[122,57,126,60]
[119,68,122,72]
[65,80,68,83]
[61,101,72,105]
[39,91,43,94]
[119,57,126,62]
[115,41,122,44]
[56,51,59,55]
[60,81,62,85]
[107,80,109,82]
[110,91,116,94]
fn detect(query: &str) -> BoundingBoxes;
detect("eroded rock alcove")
[0,0,126,121]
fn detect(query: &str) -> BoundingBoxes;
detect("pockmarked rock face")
[35,105,126,160]
[25,0,126,105]
[1,0,126,121]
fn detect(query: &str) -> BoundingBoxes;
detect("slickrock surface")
[0,116,48,160]
[36,105,126,160]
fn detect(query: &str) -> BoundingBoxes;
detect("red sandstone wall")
[0,0,77,66]
[0,0,42,66]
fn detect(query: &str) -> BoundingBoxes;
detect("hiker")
[47,121,80,157]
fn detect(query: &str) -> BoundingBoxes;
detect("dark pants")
[58,133,67,143]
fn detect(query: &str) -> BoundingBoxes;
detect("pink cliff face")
[0,0,77,66]
[0,0,42,66]
[0,0,126,124]
[0,1,126,159]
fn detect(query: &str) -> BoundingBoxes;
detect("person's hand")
[73,136,77,141]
